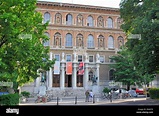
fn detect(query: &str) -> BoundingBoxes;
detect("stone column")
[96,53,100,86]
[72,51,78,88]
[60,52,65,89]
[96,63,100,86]
[60,62,65,89]
[72,62,78,88]
[48,52,53,89]
[84,54,89,89]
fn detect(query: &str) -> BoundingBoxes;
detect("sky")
[37,0,121,8]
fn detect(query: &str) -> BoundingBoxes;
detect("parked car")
[135,88,144,95]
[128,90,138,97]
[114,88,130,98]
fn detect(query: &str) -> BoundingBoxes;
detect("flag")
[54,61,60,74]
[66,62,72,75]
[78,62,84,75]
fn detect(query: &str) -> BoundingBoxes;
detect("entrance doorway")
[68,75,72,87]
[65,75,72,87]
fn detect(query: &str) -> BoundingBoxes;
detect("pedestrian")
[119,89,122,99]
[85,90,89,102]
[89,90,93,102]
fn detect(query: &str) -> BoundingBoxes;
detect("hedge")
[0,93,20,106]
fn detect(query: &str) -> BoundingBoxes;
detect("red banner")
[78,62,84,75]
[66,62,72,75]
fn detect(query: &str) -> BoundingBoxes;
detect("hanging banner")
[54,61,60,74]
[66,62,72,75]
[78,62,84,75]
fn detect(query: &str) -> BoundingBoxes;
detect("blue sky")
[37,0,121,8]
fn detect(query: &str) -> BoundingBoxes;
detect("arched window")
[66,14,72,25]
[87,34,94,48]
[98,35,104,48]
[109,69,115,80]
[65,33,72,47]
[108,36,114,49]
[54,32,61,47]
[77,14,83,26]
[87,16,94,27]
[117,36,124,49]
[76,34,83,47]
[55,13,62,24]
[107,17,113,28]
[97,16,104,27]
[43,32,50,46]
[44,12,50,23]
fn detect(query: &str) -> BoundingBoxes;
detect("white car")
[114,89,129,94]
[114,89,129,98]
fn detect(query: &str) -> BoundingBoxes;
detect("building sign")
[66,62,72,75]
[54,61,60,74]
[78,62,84,75]
[109,81,122,87]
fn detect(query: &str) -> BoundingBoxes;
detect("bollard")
[110,93,112,102]
[57,97,59,105]
[93,95,95,103]
[75,96,77,104]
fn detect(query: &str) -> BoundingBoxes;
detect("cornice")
[37,1,119,12]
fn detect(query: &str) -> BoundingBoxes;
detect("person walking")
[89,90,93,102]
[85,90,90,102]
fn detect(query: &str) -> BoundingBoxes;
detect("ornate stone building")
[22,1,127,96]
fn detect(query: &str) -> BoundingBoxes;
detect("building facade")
[22,1,127,96]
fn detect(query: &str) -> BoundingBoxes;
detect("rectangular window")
[109,56,114,62]
[54,54,60,61]
[99,56,105,63]
[89,56,93,62]
[78,55,83,62]
[66,54,72,62]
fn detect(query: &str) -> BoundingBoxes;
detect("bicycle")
[102,93,112,100]
[35,95,47,103]
[46,94,53,102]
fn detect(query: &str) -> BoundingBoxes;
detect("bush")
[149,88,159,99]
[102,87,111,94]
[21,91,30,98]
[0,93,20,106]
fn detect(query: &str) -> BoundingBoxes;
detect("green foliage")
[0,93,20,106]
[149,88,159,99]
[102,87,110,93]
[109,46,142,89]
[0,0,55,89]
[20,91,30,98]
[120,0,159,74]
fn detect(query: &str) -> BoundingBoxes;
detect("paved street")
[1,95,158,115]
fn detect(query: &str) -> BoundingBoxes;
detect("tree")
[119,0,159,81]
[0,0,55,91]
[109,46,142,90]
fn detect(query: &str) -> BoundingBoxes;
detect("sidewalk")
[19,96,149,106]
